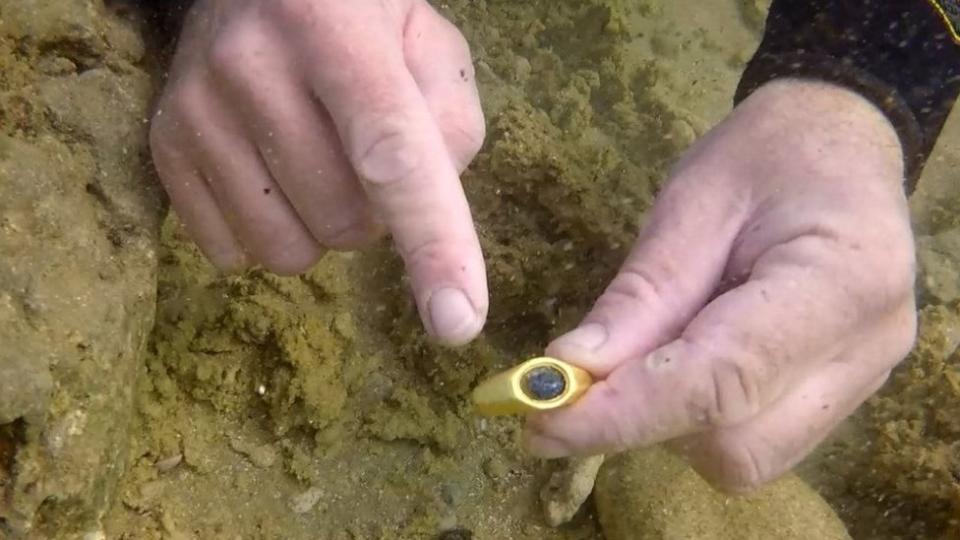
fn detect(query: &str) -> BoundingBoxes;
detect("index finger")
[283,2,487,345]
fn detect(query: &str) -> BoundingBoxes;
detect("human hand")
[150,0,488,345]
[524,79,917,492]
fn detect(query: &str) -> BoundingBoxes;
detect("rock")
[595,447,850,540]
[290,486,326,515]
[917,230,960,305]
[540,454,605,526]
[0,0,163,536]
[735,0,771,34]
[154,453,183,473]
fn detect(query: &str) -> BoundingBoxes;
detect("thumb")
[547,166,750,376]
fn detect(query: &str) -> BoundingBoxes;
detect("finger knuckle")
[869,247,915,298]
[254,234,320,276]
[600,263,668,311]
[850,222,915,308]
[591,381,637,452]
[207,23,263,87]
[890,305,919,359]
[465,116,486,157]
[846,258,914,320]
[688,344,764,429]
[148,117,173,157]
[350,115,423,185]
[158,82,211,134]
[148,114,194,175]
[450,27,473,60]
[207,39,241,80]
[442,113,485,170]
[403,235,447,273]
[317,219,382,250]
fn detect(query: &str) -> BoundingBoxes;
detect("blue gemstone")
[524,366,566,400]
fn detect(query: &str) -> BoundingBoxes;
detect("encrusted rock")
[540,454,605,526]
[0,1,162,535]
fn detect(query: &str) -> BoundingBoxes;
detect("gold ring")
[471,356,593,416]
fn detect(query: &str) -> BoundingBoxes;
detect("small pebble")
[155,453,183,473]
[290,486,325,514]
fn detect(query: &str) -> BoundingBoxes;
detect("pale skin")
[151,0,918,492]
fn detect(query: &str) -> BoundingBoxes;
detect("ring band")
[471,356,593,416]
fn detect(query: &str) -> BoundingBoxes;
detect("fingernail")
[428,287,479,346]
[553,323,608,352]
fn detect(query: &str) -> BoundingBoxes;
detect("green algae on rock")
[861,304,960,538]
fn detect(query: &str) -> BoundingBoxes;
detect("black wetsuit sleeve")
[735,0,960,190]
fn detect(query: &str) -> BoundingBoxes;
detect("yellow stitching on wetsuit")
[928,0,960,44]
